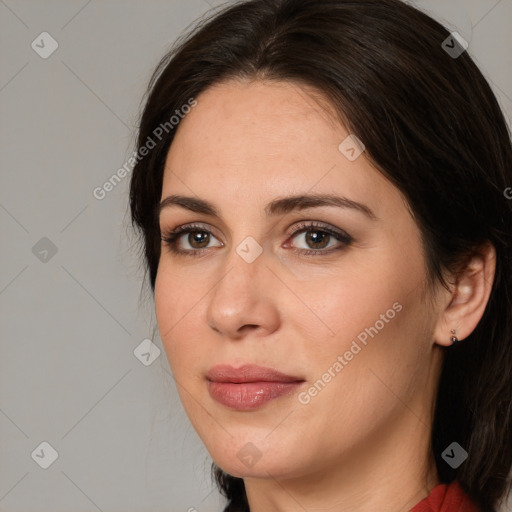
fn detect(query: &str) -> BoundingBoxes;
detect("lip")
[206,364,303,383]
[206,364,305,410]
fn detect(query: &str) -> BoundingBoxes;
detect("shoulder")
[409,480,483,512]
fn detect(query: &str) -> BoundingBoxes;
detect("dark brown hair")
[129,1,512,510]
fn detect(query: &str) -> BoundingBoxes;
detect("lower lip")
[207,381,303,410]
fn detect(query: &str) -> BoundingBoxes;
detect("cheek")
[154,263,198,367]
[154,267,209,424]
[293,242,429,394]
[290,281,429,451]
[154,259,199,327]
[286,260,400,355]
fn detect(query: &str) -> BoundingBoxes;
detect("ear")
[433,242,496,347]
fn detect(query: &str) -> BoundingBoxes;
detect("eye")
[160,221,352,257]
[161,223,222,257]
[284,221,352,256]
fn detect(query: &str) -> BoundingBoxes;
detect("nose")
[205,243,281,340]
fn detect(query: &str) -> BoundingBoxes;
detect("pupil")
[306,230,329,249]
[191,231,209,247]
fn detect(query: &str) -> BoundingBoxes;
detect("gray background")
[0,0,511,511]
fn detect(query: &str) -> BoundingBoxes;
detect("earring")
[450,329,459,345]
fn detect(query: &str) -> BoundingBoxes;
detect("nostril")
[239,324,262,335]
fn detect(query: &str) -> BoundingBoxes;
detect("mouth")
[206,364,306,410]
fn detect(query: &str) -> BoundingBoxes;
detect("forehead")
[161,79,403,217]
[168,78,342,161]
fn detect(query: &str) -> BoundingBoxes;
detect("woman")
[129,0,512,510]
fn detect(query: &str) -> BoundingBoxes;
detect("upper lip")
[206,364,304,383]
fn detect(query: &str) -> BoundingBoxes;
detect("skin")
[154,78,496,512]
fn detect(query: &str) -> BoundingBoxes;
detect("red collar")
[410,481,481,512]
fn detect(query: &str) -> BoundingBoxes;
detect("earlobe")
[433,242,496,348]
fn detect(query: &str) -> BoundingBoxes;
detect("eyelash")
[160,221,352,258]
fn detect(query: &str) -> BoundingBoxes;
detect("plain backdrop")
[1,0,511,511]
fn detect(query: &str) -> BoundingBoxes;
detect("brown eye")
[186,231,210,249]
[286,221,352,256]
[161,221,352,257]
[161,223,222,256]
[301,230,331,249]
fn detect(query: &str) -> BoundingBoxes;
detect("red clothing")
[410,481,481,512]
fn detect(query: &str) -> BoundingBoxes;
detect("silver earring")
[450,329,459,345]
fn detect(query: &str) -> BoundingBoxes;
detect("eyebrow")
[158,193,377,220]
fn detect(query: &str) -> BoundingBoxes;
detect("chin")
[204,434,306,480]
[212,455,296,479]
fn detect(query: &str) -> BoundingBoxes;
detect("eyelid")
[161,222,223,249]
[161,220,347,239]
[284,220,351,241]
[163,222,223,242]
[160,220,352,256]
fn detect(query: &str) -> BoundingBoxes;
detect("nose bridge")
[214,234,265,302]
[206,234,278,336]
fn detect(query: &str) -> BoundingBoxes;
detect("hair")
[128,0,512,510]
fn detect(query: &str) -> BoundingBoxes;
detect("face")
[154,79,443,482]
